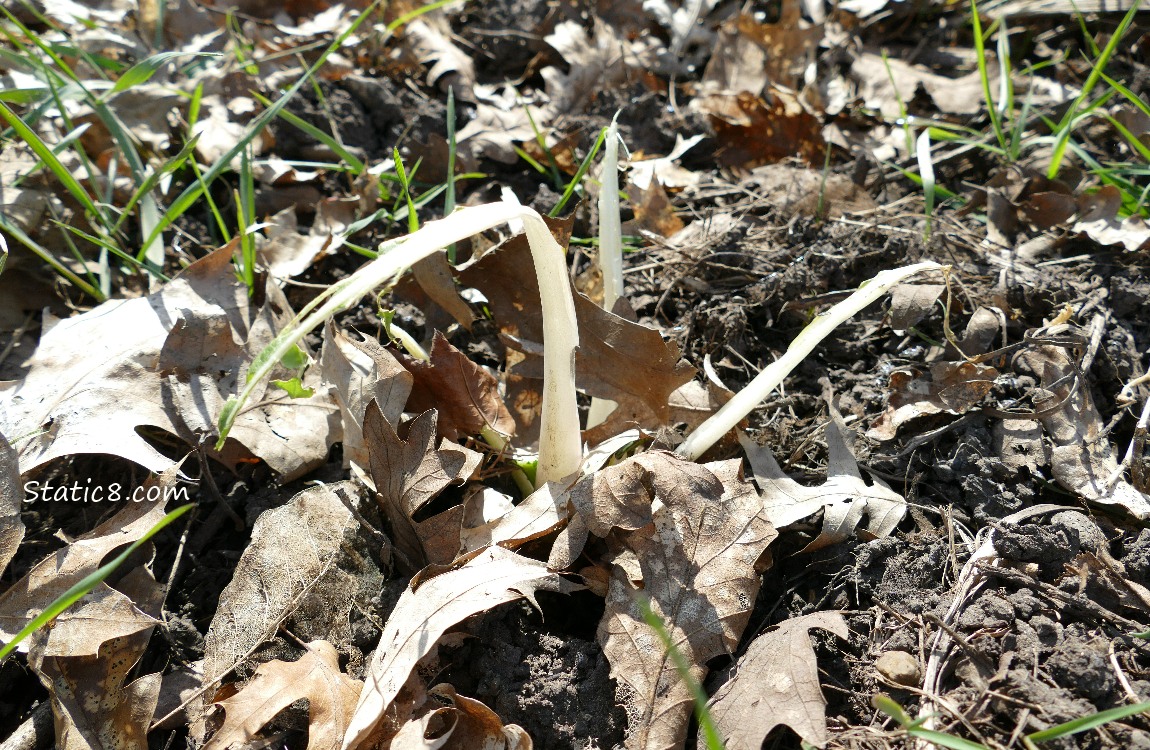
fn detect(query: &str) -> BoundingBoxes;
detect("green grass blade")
[1047,0,1142,178]
[51,220,171,282]
[251,91,366,173]
[634,593,725,750]
[109,51,220,95]
[970,0,1005,152]
[551,125,608,217]
[0,504,194,662]
[0,214,105,300]
[1026,701,1150,743]
[140,0,387,254]
[0,99,103,221]
[907,728,990,750]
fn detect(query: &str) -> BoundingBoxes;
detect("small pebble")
[875,650,921,687]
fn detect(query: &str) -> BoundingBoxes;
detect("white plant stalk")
[676,261,945,461]
[916,129,936,242]
[217,200,583,487]
[587,115,623,429]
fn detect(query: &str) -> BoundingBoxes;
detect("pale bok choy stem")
[676,261,945,461]
[586,114,623,429]
[216,201,583,488]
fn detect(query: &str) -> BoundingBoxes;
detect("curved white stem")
[676,261,944,461]
[218,201,583,487]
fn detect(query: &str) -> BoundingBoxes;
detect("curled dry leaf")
[400,332,516,442]
[342,546,578,750]
[1017,343,1150,519]
[203,641,362,750]
[742,418,906,551]
[866,361,1000,441]
[887,283,946,331]
[0,430,23,577]
[31,566,166,750]
[0,485,172,655]
[1072,184,1150,252]
[200,482,367,721]
[319,322,413,472]
[364,405,483,573]
[459,227,695,443]
[570,451,776,750]
[1,245,340,480]
[402,17,477,99]
[706,611,848,749]
[390,684,532,750]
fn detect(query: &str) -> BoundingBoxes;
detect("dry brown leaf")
[460,228,695,443]
[570,452,776,750]
[259,198,356,278]
[542,19,630,116]
[627,177,684,238]
[364,405,483,573]
[0,487,172,654]
[400,332,515,442]
[706,611,848,749]
[2,245,340,480]
[742,418,906,550]
[1017,342,1150,518]
[698,4,821,94]
[412,252,476,330]
[203,641,362,750]
[402,17,476,99]
[887,284,945,331]
[30,566,165,750]
[0,430,23,577]
[391,684,532,750]
[1073,184,1150,252]
[866,361,999,441]
[342,546,577,750]
[852,53,988,118]
[739,163,877,218]
[319,322,413,471]
[628,135,705,191]
[200,482,365,716]
[699,91,825,168]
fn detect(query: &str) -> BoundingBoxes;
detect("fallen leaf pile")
[3,1,1150,749]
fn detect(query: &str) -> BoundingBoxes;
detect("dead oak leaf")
[706,611,848,749]
[0,430,23,577]
[319,322,413,472]
[30,566,166,750]
[399,332,516,442]
[2,244,339,481]
[572,451,776,750]
[342,546,577,750]
[459,227,695,440]
[364,404,483,573]
[201,482,365,720]
[866,361,999,442]
[203,641,361,750]
[699,90,825,168]
[0,485,173,655]
[391,684,532,750]
[741,418,906,551]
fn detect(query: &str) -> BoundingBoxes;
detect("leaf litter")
[2,1,1150,749]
